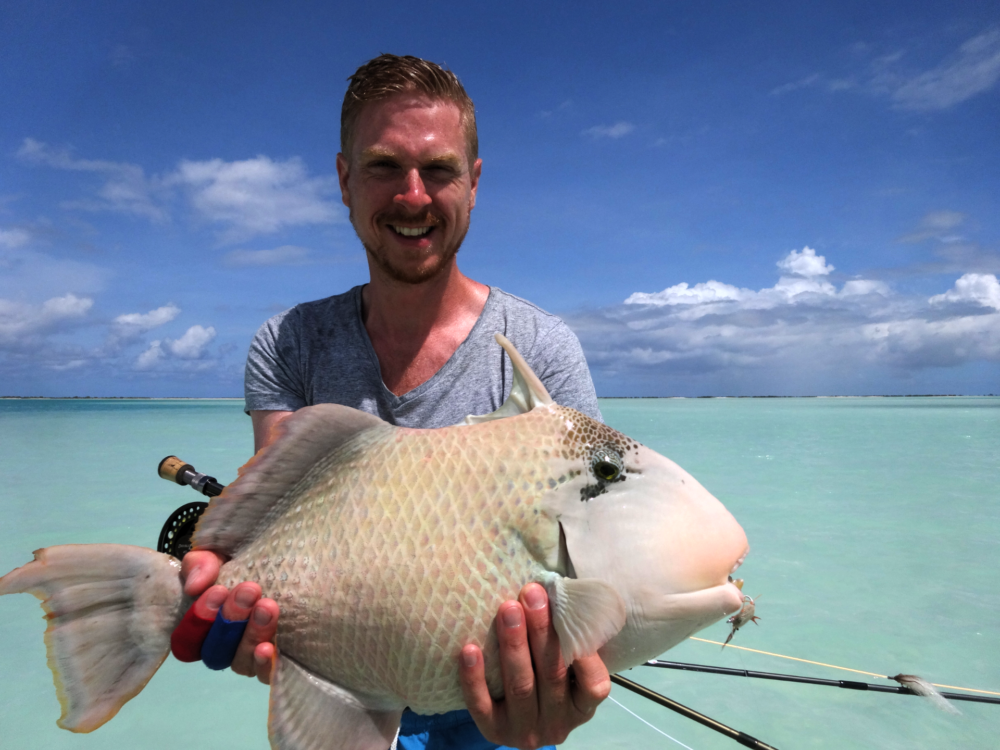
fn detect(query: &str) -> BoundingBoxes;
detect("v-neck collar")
[351,285,496,407]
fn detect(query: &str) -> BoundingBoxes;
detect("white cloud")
[777,30,1000,113]
[776,246,834,277]
[770,74,822,96]
[17,138,167,222]
[929,273,1000,310]
[0,293,93,348]
[898,210,966,243]
[892,29,1000,111]
[625,247,843,313]
[626,280,749,307]
[0,228,31,248]
[571,249,1000,395]
[18,141,343,243]
[582,122,635,139]
[107,303,181,350]
[167,324,216,359]
[168,156,341,243]
[136,341,165,369]
[223,245,312,267]
[135,325,216,370]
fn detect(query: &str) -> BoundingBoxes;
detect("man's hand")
[179,549,280,683]
[459,583,611,750]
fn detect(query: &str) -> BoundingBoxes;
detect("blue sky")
[2,1,998,397]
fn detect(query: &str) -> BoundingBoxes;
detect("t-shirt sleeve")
[244,310,307,414]
[531,320,603,423]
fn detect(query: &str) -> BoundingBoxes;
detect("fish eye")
[591,449,623,482]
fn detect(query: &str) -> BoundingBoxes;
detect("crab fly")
[722,593,761,648]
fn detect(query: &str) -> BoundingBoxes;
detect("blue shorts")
[397,709,556,750]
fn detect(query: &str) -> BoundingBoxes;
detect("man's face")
[337,93,481,285]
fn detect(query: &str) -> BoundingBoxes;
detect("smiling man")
[177,54,606,750]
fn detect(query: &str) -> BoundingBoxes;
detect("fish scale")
[219,408,566,712]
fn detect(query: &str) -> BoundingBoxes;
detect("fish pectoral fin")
[269,654,402,750]
[541,574,626,666]
[462,333,554,424]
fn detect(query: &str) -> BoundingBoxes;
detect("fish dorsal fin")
[463,333,554,425]
[192,404,390,557]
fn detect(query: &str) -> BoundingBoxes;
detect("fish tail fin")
[0,544,186,732]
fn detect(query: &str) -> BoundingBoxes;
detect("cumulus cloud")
[168,156,341,243]
[582,122,635,139]
[105,303,181,351]
[223,245,313,267]
[929,273,1000,310]
[571,248,1000,395]
[136,324,216,370]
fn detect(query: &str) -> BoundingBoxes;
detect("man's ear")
[336,152,351,208]
[469,157,482,210]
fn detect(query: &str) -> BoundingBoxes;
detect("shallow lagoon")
[1,397,997,749]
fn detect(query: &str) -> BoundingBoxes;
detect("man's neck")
[361,261,490,396]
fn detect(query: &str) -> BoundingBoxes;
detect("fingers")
[496,601,540,734]
[459,644,498,730]
[566,653,611,717]
[231,596,280,680]
[520,583,568,701]
[192,584,229,620]
[253,641,277,684]
[180,550,224,598]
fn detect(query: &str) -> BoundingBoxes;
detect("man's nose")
[394,169,432,211]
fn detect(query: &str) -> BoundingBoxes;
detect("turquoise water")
[1,398,997,749]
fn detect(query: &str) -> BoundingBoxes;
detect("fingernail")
[253,606,272,627]
[524,585,546,611]
[187,565,201,584]
[205,587,228,610]
[235,586,257,609]
[501,606,522,628]
[461,648,478,668]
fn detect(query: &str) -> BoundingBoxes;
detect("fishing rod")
[643,659,1000,706]
[611,674,779,749]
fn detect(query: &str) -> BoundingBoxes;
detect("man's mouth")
[390,225,433,237]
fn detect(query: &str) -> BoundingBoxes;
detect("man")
[176,54,609,750]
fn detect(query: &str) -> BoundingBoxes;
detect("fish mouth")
[727,545,749,590]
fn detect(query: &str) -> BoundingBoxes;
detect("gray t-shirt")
[244,285,601,428]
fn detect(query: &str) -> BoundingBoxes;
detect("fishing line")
[689,637,1000,697]
[608,695,696,750]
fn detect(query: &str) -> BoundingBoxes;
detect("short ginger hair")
[341,54,478,165]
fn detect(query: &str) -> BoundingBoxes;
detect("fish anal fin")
[193,405,390,556]
[541,574,626,665]
[463,334,554,424]
[269,654,402,750]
